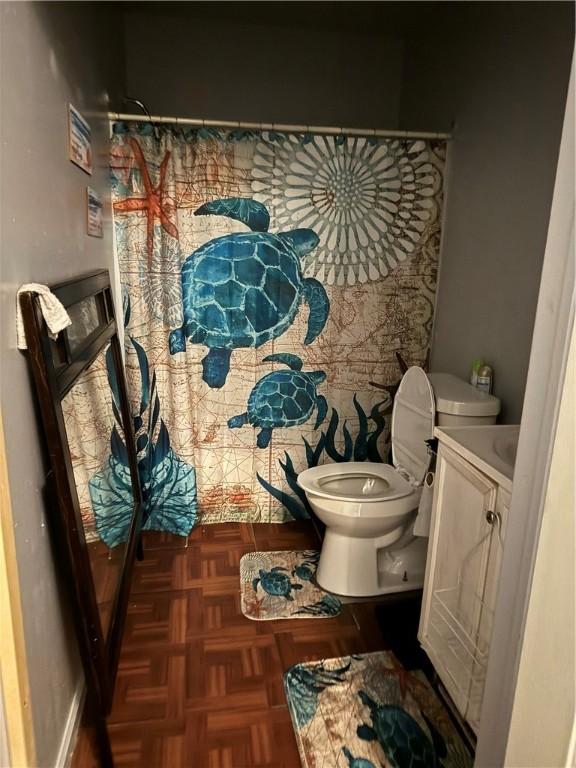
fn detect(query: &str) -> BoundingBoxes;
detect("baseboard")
[54,678,85,768]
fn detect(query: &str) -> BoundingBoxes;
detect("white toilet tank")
[427,372,500,426]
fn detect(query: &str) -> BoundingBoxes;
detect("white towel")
[16,283,72,350]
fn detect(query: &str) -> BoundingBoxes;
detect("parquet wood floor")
[72,522,392,768]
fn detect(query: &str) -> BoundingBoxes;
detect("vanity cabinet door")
[480,486,510,635]
[419,444,498,718]
[465,487,510,729]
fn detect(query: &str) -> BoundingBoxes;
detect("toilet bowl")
[298,461,427,596]
[297,367,501,597]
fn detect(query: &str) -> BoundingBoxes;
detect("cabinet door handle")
[486,510,501,526]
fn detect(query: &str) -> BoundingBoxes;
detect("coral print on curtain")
[62,313,198,547]
[110,123,445,526]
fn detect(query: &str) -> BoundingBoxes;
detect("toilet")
[297,367,501,597]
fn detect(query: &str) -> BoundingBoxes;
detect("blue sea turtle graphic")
[357,690,447,768]
[341,747,377,768]
[169,197,330,388]
[252,566,303,601]
[292,551,320,582]
[228,353,328,448]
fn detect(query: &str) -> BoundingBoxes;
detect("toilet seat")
[391,366,436,485]
[297,462,415,505]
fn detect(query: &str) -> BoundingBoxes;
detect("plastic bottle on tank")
[477,364,493,393]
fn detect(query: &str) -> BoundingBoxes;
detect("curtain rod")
[107,112,451,141]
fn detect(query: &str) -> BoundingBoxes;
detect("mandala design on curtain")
[252,134,445,286]
[111,124,445,527]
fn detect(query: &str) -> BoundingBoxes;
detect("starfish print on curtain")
[113,137,179,268]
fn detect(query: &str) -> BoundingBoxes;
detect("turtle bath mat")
[240,550,342,620]
[284,650,473,768]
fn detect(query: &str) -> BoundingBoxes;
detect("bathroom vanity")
[418,424,520,734]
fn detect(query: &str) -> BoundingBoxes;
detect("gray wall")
[124,2,573,422]
[123,9,404,128]
[0,3,123,765]
[401,2,574,422]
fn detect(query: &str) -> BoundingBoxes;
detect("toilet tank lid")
[428,372,501,416]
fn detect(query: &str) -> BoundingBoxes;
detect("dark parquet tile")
[140,531,190,551]
[251,521,321,552]
[180,543,255,586]
[129,549,188,595]
[185,632,286,710]
[199,706,301,768]
[121,591,189,652]
[186,587,262,640]
[350,601,397,654]
[189,522,255,547]
[273,618,368,669]
[72,521,389,767]
[108,719,188,768]
[109,647,186,725]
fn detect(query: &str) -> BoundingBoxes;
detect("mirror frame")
[19,270,143,717]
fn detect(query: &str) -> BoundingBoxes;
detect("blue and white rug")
[239,550,342,620]
[284,650,473,768]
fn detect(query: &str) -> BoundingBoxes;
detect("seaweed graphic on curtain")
[89,296,197,547]
[257,394,391,521]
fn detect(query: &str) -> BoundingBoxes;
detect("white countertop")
[434,424,520,492]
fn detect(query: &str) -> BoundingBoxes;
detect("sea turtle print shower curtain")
[110,123,445,531]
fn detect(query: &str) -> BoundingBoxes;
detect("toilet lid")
[391,366,435,484]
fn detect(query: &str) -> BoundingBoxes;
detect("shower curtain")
[110,122,445,531]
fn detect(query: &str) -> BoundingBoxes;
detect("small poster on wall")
[68,104,92,174]
[86,187,103,237]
